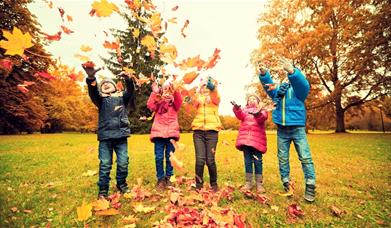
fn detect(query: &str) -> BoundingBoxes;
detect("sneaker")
[156,178,166,191]
[117,184,130,194]
[283,182,290,192]
[98,189,108,199]
[255,174,265,193]
[304,184,316,202]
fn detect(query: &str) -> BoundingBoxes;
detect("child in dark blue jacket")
[82,63,135,198]
[258,58,316,202]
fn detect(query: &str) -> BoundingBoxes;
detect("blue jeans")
[277,126,316,185]
[154,138,175,181]
[243,146,263,175]
[98,138,129,192]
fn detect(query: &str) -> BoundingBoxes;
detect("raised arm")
[86,77,102,108]
[123,76,136,109]
[172,90,183,111]
[147,91,160,112]
[232,105,245,121]
[254,110,268,124]
[287,68,310,102]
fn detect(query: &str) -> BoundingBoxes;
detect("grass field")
[0,131,390,227]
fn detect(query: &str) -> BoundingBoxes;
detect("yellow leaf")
[140,35,156,52]
[0,27,33,56]
[159,43,177,64]
[132,28,140,38]
[278,189,294,197]
[133,204,155,213]
[74,54,90,62]
[76,200,92,221]
[80,45,92,52]
[91,0,119,17]
[123,67,135,75]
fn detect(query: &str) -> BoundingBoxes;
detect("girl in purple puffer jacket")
[231,94,268,193]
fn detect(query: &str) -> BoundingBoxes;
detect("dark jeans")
[98,137,129,193]
[242,146,263,175]
[154,137,175,181]
[193,130,218,188]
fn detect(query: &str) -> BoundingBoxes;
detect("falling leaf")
[182,71,199,84]
[330,205,345,217]
[60,25,74,34]
[103,40,120,50]
[76,200,92,221]
[0,27,33,56]
[116,81,124,91]
[169,152,184,171]
[287,204,304,218]
[171,5,179,11]
[66,15,73,22]
[79,45,92,53]
[44,31,62,41]
[159,43,177,63]
[168,17,177,24]
[95,208,120,216]
[133,204,155,214]
[140,35,156,52]
[74,54,90,62]
[203,48,221,69]
[132,28,140,38]
[123,67,135,75]
[180,19,190,38]
[58,7,65,19]
[91,0,119,17]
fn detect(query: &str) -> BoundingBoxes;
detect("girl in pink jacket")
[231,94,268,193]
[147,80,183,190]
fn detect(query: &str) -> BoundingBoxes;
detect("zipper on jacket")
[203,99,206,131]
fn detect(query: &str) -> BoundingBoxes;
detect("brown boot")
[255,174,265,193]
[156,178,166,191]
[241,173,253,191]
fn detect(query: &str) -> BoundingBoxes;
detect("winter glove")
[206,76,215,91]
[279,58,294,74]
[277,82,290,97]
[82,62,102,79]
[230,101,241,109]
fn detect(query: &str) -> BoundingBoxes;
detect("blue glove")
[206,76,215,91]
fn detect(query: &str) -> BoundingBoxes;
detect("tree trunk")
[335,96,346,133]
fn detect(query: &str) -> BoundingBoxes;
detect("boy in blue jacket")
[258,58,316,202]
[82,63,135,198]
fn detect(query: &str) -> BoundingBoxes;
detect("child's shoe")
[211,184,219,193]
[156,178,166,191]
[241,173,253,191]
[304,184,316,202]
[165,176,173,187]
[255,174,265,193]
[117,184,130,194]
[98,188,108,199]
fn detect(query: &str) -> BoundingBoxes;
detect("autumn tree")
[252,0,390,132]
[102,0,168,134]
[39,64,98,133]
[0,0,52,134]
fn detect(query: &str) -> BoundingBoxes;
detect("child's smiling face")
[101,82,116,94]
[247,96,259,107]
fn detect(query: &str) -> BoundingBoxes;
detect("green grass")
[0,132,390,227]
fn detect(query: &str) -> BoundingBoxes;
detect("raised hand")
[230,101,241,109]
[279,57,294,74]
[258,63,268,75]
[265,83,277,91]
[81,63,103,78]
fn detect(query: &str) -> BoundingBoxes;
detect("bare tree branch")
[311,58,333,93]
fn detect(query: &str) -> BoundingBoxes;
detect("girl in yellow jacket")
[191,76,223,192]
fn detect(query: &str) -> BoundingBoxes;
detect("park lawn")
[0,132,390,227]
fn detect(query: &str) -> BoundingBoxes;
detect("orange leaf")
[141,35,156,52]
[103,40,119,50]
[58,7,65,18]
[60,25,74,34]
[66,15,73,22]
[172,6,179,11]
[116,81,124,91]
[34,72,56,80]
[17,85,29,93]
[95,208,120,216]
[168,17,177,24]
[182,71,199,84]
[44,31,62,41]
[169,152,184,171]
[92,198,109,211]
[0,58,14,72]
[181,19,190,38]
